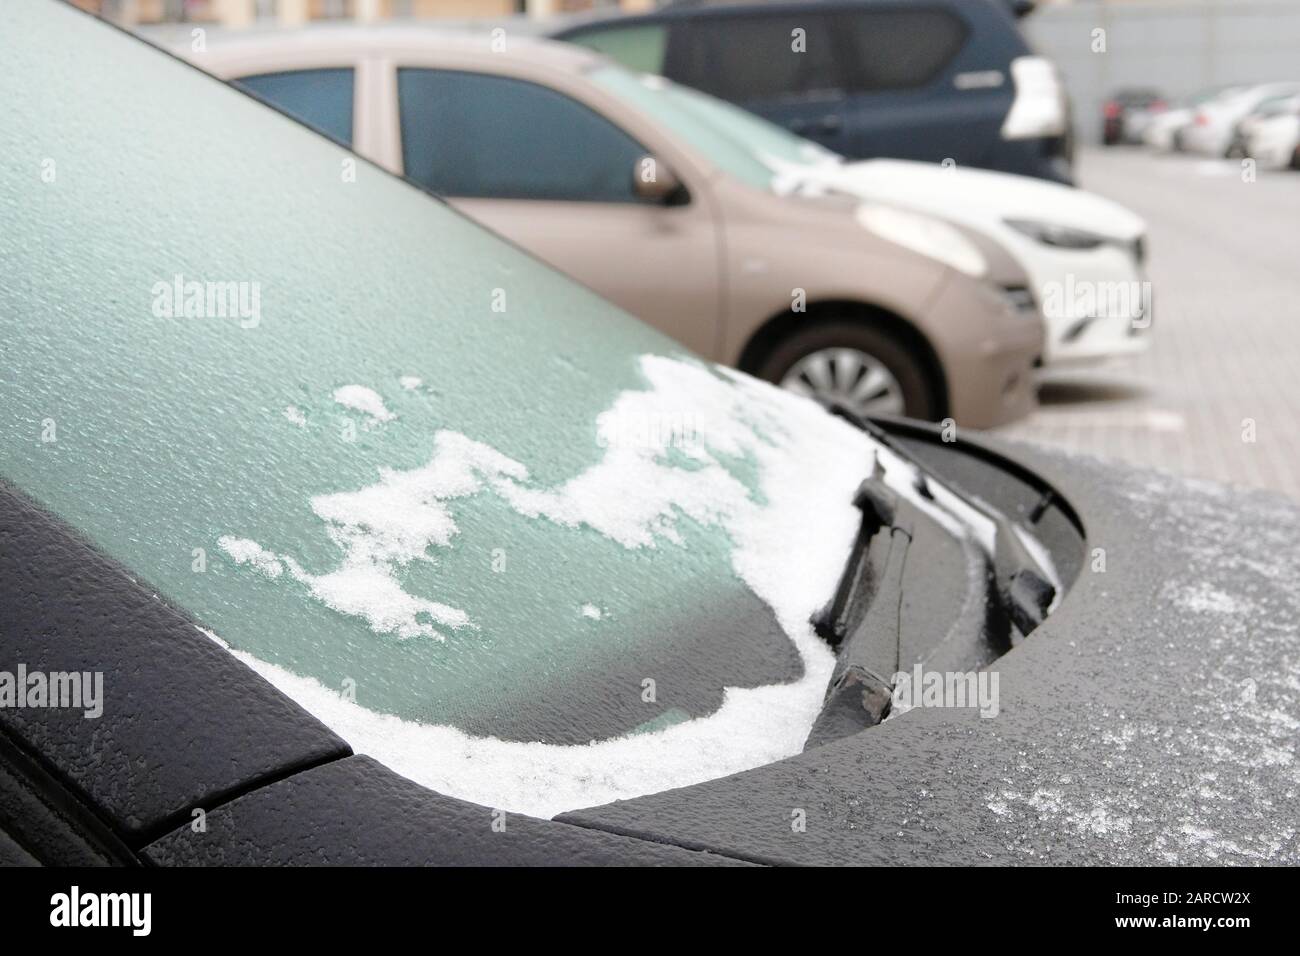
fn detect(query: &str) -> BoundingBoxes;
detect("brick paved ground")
[994,147,1300,501]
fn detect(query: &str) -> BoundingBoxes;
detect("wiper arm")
[825,403,1057,636]
[805,471,913,750]
[802,405,1061,750]
[810,464,897,647]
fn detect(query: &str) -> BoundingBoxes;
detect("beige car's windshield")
[589,64,843,189]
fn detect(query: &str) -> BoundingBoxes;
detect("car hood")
[779,158,1146,242]
[558,429,1300,865]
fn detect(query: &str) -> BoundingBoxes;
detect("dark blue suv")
[553,0,1074,184]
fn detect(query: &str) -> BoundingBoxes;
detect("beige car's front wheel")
[758,322,941,421]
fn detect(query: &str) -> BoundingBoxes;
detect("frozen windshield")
[1,0,888,817]
[588,64,842,189]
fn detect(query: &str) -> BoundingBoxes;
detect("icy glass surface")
[0,0,785,738]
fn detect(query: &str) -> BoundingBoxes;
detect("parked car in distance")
[1181,81,1300,157]
[173,27,1045,427]
[1239,93,1300,169]
[1101,87,1164,145]
[1141,85,1244,152]
[552,0,1075,185]
[788,157,1151,365]
[592,86,1150,367]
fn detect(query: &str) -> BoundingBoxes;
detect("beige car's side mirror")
[632,155,685,203]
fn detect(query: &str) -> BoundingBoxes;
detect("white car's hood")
[781,158,1146,241]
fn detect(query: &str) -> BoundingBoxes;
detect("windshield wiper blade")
[825,403,1056,637]
[810,466,897,647]
[804,483,912,750]
[803,406,1060,750]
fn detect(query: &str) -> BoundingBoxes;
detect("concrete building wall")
[1024,0,1300,144]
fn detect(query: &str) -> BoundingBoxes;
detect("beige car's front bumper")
[926,274,1043,430]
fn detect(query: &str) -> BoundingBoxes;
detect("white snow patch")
[219,430,515,639]
[281,554,471,640]
[283,405,307,427]
[333,384,395,422]
[218,536,284,579]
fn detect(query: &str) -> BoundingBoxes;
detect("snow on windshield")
[333,384,396,423]
[212,354,995,817]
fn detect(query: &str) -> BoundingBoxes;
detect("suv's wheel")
[754,321,941,421]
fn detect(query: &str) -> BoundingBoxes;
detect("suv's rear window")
[660,7,967,104]
[667,12,845,104]
[834,9,968,92]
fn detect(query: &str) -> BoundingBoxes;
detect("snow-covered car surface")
[556,429,1300,866]
[3,0,1296,867]
[0,0,1052,826]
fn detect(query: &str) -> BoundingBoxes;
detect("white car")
[1181,82,1300,157]
[782,159,1151,365]
[1243,95,1300,169]
[671,98,1151,366]
[1141,108,1193,152]
[1141,86,1245,152]
[170,25,1148,370]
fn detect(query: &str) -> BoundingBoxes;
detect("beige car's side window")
[395,68,654,203]
[233,67,357,147]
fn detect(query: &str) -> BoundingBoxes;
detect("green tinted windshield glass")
[1,0,870,804]
[588,64,840,188]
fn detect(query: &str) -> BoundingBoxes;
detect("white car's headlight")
[1005,218,1108,250]
[855,203,988,277]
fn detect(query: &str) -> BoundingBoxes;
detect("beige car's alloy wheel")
[779,347,908,418]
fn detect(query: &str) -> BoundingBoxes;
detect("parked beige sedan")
[172,27,1042,427]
